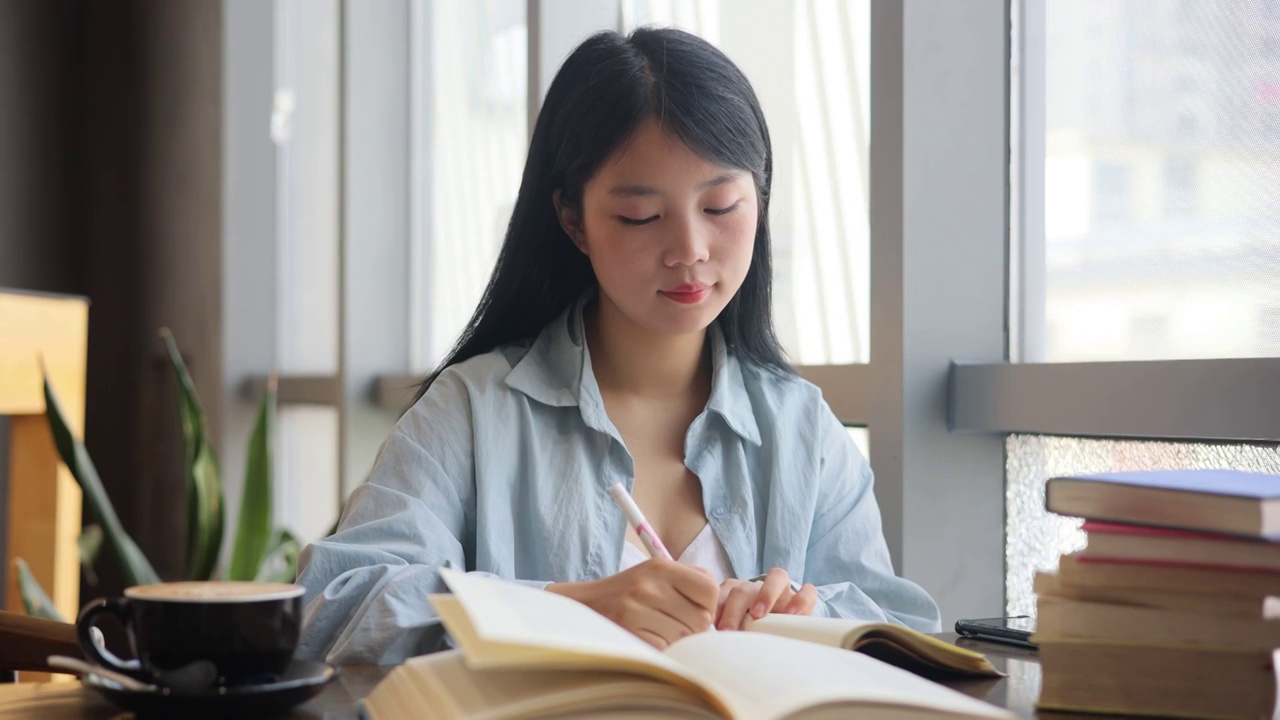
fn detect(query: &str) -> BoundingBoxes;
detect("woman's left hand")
[715,568,818,630]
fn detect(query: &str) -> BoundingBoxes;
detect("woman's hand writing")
[546,559,719,649]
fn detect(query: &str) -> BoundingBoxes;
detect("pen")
[604,481,716,627]
[607,482,674,561]
[607,482,717,632]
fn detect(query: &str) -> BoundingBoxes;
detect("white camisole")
[617,523,735,583]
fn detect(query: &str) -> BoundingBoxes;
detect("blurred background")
[1,0,1278,625]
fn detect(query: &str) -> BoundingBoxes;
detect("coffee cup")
[76,581,304,689]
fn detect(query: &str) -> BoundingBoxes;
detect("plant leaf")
[254,528,302,583]
[78,524,104,586]
[15,558,67,622]
[43,371,161,586]
[188,445,223,579]
[228,377,275,581]
[161,329,224,581]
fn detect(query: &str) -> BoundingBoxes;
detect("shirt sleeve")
[294,372,549,665]
[801,404,943,632]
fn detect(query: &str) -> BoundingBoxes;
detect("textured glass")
[417,0,527,368]
[1027,1,1280,362]
[1005,434,1280,617]
[625,0,872,365]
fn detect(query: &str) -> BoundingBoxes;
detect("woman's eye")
[705,202,740,216]
[620,215,659,226]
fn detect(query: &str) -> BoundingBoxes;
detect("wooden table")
[0,634,1104,719]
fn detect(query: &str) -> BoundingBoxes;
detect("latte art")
[124,581,304,603]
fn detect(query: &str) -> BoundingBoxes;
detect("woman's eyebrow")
[607,172,743,198]
[699,172,742,190]
[608,184,659,198]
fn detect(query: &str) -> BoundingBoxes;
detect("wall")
[0,0,224,607]
[80,0,224,589]
[0,0,85,294]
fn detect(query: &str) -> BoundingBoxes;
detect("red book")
[1082,521,1280,573]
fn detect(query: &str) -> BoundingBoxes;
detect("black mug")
[76,581,305,689]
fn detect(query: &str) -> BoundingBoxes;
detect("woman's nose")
[663,215,711,267]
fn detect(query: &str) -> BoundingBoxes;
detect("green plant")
[16,330,303,622]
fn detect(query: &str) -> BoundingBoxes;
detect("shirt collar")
[504,293,763,447]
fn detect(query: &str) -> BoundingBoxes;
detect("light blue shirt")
[296,296,941,665]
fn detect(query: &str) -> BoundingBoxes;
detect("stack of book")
[1035,469,1280,719]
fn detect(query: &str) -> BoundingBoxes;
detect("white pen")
[607,482,718,632]
[607,482,674,561]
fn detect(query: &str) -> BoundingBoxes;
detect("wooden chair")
[0,289,89,679]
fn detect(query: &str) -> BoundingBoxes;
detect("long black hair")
[415,27,791,403]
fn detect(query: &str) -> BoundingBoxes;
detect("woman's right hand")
[546,559,719,649]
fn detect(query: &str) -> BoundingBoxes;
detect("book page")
[366,650,719,720]
[437,568,658,663]
[434,569,732,715]
[743,614,997,676]
[665,632,1014,720]
[743,613,871,647]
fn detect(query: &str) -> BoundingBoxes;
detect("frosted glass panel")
[275,406,341,545]
[1005,434,1280,617]
[624,0,871,365]
[1026,0,1280,362]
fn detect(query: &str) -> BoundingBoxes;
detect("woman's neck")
[585,295,711,400]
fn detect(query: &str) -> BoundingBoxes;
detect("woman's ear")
[553,190,588,255]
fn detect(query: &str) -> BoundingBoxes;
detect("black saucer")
[82,658,338,717]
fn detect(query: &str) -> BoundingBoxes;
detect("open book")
[361,569,1013,720]
[741,613,998,678]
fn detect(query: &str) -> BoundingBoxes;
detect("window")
[1026,0,1280,364]
[1090,162,1130,225]
[1125,314,1169,359]
[847,426,869,462]
[275,0,340,377]
[997,0,1280,620]
[411,0,528,371]
[1259,306,1280,356]
[1163,156,1195,218]
[273,0,341,543]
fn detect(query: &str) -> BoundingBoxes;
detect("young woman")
[296,27,940,665]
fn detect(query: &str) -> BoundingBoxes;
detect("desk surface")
[0,634,1110,720]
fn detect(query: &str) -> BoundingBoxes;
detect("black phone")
[954,615,1037,649]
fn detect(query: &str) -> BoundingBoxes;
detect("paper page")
[434,569,731,715]
[744,614,995,675]
[376,650,718,720]
[743,614,874,648]
[438,568,658,663]
[665,632,1014,720]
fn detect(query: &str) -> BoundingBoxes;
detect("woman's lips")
[660,285,710,304]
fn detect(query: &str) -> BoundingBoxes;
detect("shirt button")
[712,506,727,518]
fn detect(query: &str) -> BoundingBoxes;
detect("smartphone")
[954,615,1037,649]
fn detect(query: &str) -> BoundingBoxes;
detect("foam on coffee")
[124,581,304,603]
